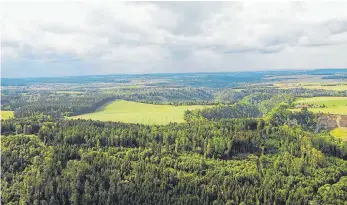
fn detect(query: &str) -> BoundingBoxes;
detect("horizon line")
[1,68,347,80]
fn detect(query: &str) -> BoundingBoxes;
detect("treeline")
[184,94,296,122]
[213,88,345,104]
[2,117,264,158]
[11,92,116,118]
[185,103,261,121]
[108,87,214,105]
[2,88,216,119]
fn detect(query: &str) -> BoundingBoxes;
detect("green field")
[69,100,209,125]
[302,84,347,91]
[100,85,143,90]
[56,91,83,94]
[330,127,347,141]
[274,83,347,91]
[1,111,14,120]
[293,97,347,115]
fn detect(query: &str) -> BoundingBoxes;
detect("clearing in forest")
[330,127,347,141]
[69,100,209,125]
[1,111,14,120]
[292,97,347,115]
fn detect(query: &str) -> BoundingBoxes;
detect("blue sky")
[1,1,347,78]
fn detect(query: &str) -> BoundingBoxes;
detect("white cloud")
[1,1,347,77]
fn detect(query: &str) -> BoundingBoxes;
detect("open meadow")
[330,127,347,141]
[56,91,83,94]
[274,83,347,91]
[292,97,347,115]
[1,111,14,120]
[69,100,210,125]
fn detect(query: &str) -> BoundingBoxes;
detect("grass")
[1,111,14,120]
[330,127,347,141]
[292,97,347,115]
[56,91,83,94]
[100,85,143,90]
[69,100,210,125]
[302,84,347,91]
[274,83,347,91]
[295,97,347,106]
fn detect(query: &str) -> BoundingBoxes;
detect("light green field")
[69,100,209,125]
[274,83,347,91]
[292,97,347,115]
[330,127,347,141]
[1,111,14,120]
[56,91,83,94]
[296,97,347,106]
[100,85,143,90]
[302,85,347,91]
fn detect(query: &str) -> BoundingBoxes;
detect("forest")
[1,70,347,205]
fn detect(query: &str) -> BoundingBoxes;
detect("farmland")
[1,111,14,120]
[274,83,347,91]
[331,127,347,141]
[69,100,210,125]
[293,97,347,115]
[56,91,83,94]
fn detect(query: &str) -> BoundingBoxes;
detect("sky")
[1,1,347,78]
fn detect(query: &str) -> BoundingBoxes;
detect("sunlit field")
[274,83,347,91]
[292,97,347,115]
[70,100,209,125]
[331,127,347,141]
[1,111,14,120]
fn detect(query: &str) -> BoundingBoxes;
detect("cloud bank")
[1,1,347,77]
